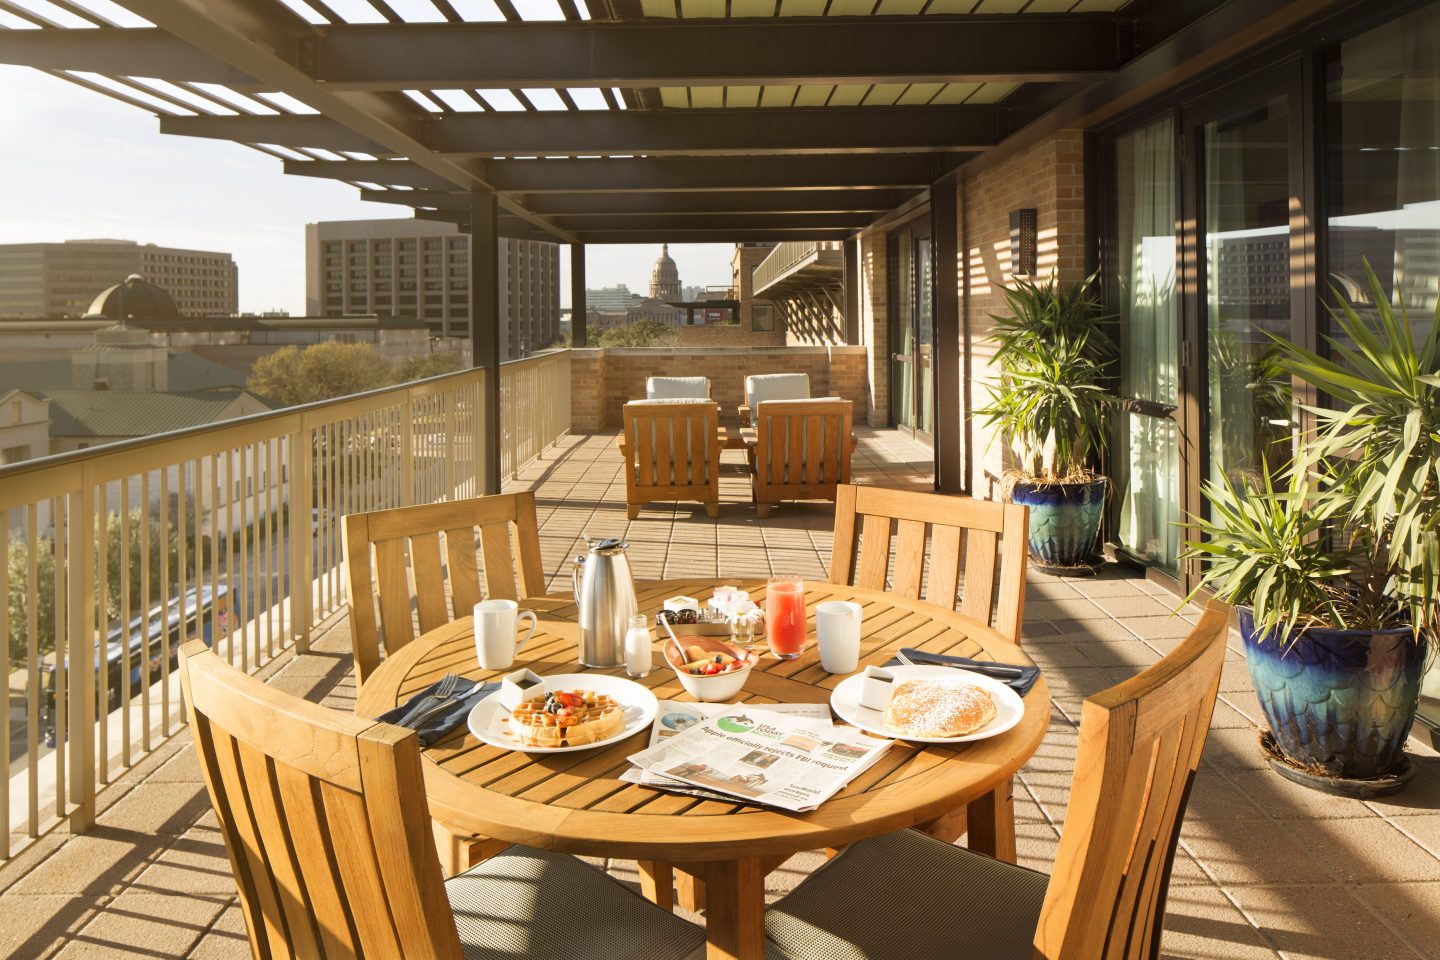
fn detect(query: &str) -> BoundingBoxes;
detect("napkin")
[379,677,499,746]
[884,649,1040,698]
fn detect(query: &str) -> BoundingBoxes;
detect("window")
[11,400,21,424]
[2,445,27,463]
[751,303,775,331]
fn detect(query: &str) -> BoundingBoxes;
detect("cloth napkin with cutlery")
[379,675,499,746]
[884,648,1040,697]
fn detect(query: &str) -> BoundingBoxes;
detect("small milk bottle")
[624,613,653,678]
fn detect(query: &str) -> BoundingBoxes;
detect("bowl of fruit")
[663,637,757,702]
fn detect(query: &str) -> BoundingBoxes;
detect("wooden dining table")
[355,578,1049,960]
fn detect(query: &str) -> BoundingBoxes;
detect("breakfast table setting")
[354,539,1049,960]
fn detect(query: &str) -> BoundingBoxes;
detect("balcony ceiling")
[0,0,1294,243]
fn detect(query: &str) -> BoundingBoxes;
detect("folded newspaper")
[626,702,893,812]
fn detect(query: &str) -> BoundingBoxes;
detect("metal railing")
[1,355,570,857]
[499,350,571,481]
[752,241,844,297]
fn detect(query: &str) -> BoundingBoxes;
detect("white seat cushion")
[647,376,711,400]
[745,374,810,424]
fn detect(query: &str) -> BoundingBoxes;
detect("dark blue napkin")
[883,648,1040,697]
[379,677,499,746]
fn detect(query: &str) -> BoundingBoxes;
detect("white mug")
[473,599,539,671]
[815,600,863,674]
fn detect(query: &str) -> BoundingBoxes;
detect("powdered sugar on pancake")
[883,679,997,738]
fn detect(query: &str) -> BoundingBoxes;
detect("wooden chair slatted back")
[179,641,463,960]
[622,402,721,492]
[1032,602,1231,960]
[343,492,545,686]
[828,485,1029,644]
[754,400,853,499]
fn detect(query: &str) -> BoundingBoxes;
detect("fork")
[396,672,460,727]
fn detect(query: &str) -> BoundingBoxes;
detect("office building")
[0,239,238,318]
[305,219,560,358]
[585,284,640,312]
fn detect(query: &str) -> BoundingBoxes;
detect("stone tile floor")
[3,429,1439,959]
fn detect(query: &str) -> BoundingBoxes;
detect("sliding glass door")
[888,224,934,443]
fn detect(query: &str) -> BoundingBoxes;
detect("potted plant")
[1185,265,1437,795]
[980,274,1117,570]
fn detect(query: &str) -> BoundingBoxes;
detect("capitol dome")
[649,243,681,300]
[85,274,181,323]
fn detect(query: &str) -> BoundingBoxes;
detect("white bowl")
[664,636,757,703]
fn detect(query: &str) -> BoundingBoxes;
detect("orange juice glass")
[765,576,807,660]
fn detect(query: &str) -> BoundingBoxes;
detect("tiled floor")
[3,429,1439,959]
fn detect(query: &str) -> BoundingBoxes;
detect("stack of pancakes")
[883,679,997,738]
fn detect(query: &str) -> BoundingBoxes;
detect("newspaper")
[626,704,893,812]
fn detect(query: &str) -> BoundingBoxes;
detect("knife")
[897,648,1026,679]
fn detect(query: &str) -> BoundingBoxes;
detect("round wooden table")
[355,578,1048,960]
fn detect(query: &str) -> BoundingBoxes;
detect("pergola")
[0,0,1327,491]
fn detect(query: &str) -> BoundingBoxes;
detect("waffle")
[884,679,997,738]
[506,689,626,748]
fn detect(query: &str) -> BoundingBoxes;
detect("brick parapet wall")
[569,346,868,430]
[675,323,787,347]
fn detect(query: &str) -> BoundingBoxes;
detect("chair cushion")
[647,376,711,400]
[745,374,811,424]
[447,846,708,960]
[764,830,1048,960]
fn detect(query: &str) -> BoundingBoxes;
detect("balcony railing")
[0,350,570,858]
[752,241,845,298]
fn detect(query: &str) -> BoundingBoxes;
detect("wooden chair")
[177,642,707,960]
[763,601,1232,960]
[620,399,722,520]
[750,398,854,518]
[738,372,811,425]
[828,484,1030,644]
[342,492,545,688]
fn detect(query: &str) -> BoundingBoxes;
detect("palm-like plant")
[1187,262,1440,641]
[980,274,1117,482]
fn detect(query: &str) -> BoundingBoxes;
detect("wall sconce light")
[1009,208,1037,278]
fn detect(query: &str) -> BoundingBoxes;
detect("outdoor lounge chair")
[646,375,711,400]
[763,601,1232,960]
[739,373,811,425]
[177,642,708,960]
[621,398,723,519]
[749,398,853,518]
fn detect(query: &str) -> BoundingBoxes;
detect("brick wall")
[960,129,1088,495]
[859,233,888,428]
[569,346,868,429]
[675,322,787,347]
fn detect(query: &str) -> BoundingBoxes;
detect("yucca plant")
[1186,261,1440,643]
[980,274,1117,482]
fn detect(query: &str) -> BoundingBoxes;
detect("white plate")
[466,673,658,754]
[829,665,1025,744]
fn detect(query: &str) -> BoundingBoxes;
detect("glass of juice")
[765,576,807,660]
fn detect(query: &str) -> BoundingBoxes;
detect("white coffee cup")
[815,600,862,674]
[473,599,539,671]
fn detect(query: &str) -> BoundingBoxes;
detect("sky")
[0,66,736,314]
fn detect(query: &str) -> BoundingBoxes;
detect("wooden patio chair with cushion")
[827,483,1029,854]
[621,399,723,520]
[749,398,853,518]
[739,372,810,425]
[763,601,1231,960]
[177,641,708,960]
[342,492,545,688]
[646,375,711,399]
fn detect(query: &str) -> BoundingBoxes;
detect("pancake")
[883,679,997,738]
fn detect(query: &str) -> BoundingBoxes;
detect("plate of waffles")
[829,664,1024,744]
[467,673,658,754]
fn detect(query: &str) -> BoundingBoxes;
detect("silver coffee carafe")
[571,536,638,668]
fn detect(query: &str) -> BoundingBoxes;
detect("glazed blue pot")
[1239,608,1426,780]
[1009,477,1107,567]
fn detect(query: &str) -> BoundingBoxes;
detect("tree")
[594,319,678,348]
[390,351,463,384]
[247,342,392,406]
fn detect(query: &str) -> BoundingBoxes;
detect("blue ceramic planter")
[1010,477,1106,568]
[1239,608,1426,780]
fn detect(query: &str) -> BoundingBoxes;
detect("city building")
[0,239,238,318]
[304,218,560,357]
[648,243,682,300]
[584,284,641,312]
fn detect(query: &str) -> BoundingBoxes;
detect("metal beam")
[362,188,916,215]
[570,244,586,348]
[0,28,258,86]
[310,17,1125,88]
[540,212,874,231]
[571,229,854,243]
[930,179,962,494]
[469,190,502,495]
[289,155,946,192]
[111,0,574,243]
[162,106,1002,156]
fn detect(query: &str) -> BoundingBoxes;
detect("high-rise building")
[585,284,640,312]
[648,243,682,300]
[305,219,560,358]
[0,239,238,318]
